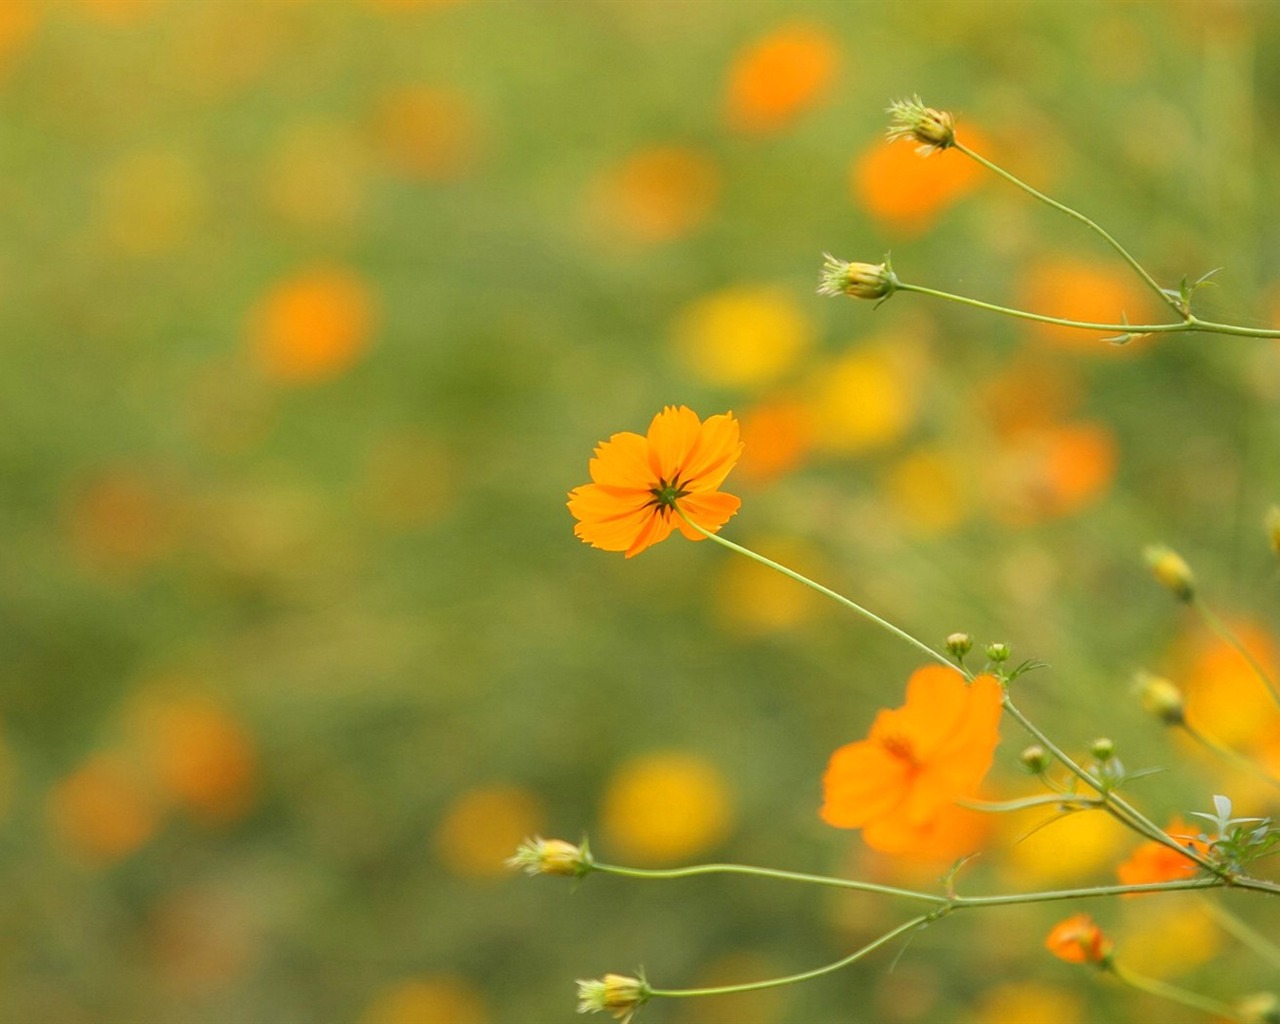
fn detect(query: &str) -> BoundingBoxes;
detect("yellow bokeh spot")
[359,976,488,1024]
[998,808,1129,886]
[434,784,544,878]
[1119,902,1221,979]
[969,981,1084,1024]
[671,287,813,388]
[47,751,159,865]
[265,119,368,231]
[808,343,919,455]
[883,446,972,535]
[676,952,786,1024]
[0,2,39,65]
[600,751,734,865]
[713,537,823,634]
[97,149,206,256]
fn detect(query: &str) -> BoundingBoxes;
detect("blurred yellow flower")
[264,119,368,232]
[969,981,1084,1024]
[359,975,488,1024]
[600,751,734,865]
[999,808,1129,886]
[713,536,823,634]
[97,149,206,256]
[723,22,839,135]
[248,265,378,384]
[47,751,158,865]
[434,784,545,879]
[0,2,39,65]
[1119,902,1221,979]
[672,287,814,388]
[808,344,919,455]
[883,446,972,535]
[587,145,720,244]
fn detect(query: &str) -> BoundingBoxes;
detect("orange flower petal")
[820,740,910,828]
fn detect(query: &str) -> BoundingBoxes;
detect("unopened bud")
[576,973,649,1022]
[1134,672,1185,726]
[1020,745,1049,774]
[886,95,957,153]
[507,836,593,878]
[945,632,973,658]
[1046,913,1113,966]
[986,642,1011,664]
[1144,544,1195,602]
[1267,506,1280,557]
[817,254,897,300]
[1090,737,1115,763]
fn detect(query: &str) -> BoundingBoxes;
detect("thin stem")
[958,794,1104,813]
[1199,896,1280,968]
[952,139,1179,314]
[893,281,1280,339]
[646,915,931,1000]
[677,511,962,677]
[1107,960,1243,1022]
[1180,721,1280,792]
[1192,595,1280,709]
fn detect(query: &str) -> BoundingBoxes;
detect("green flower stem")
[1199,896,1280,968]
[678,511,962,677]
[952,139,1179,314]
[1000,696,1219,872]
[1180,721,1280,792]
[592,859,1221,906]
[895,280,1280,339]
[958,793,1103,813]
[646,914,931,1001]
[1107,959,1244,1022]
[1192,595,1280,709]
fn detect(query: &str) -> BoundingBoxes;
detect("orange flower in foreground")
[821,666,1002,855]
[1116,820,1209,889]
[1045,914,1113,965]
[568,407,743,558]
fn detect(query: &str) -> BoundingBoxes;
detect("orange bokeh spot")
[587,145,720,244]
[372,85,481,181]
[724,23,839,135]
[48,752,158,865]
[735,399,811,482]
[359,975,488,1024]
[76,0,158,23]
[853,132,986,234]
[434,784,545,879]
[1017,258,1162,352]
[1181,623,1279,751]
[132,693,259,824]
[0,2,39,66]
[990,422,1117,525]
[66,469,181,575]
[981,356,1084,438]
[248,266,378,383]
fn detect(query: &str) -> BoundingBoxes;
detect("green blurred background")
[2,1,1279,1021]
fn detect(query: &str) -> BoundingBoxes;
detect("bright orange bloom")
[1045,914,1113,965]
[821,666,1002,855]
[1116,820,1209,889]
[568,407,743,558]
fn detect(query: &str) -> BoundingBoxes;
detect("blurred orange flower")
[1116,820,1208,889]
[372,85,482,181]
[1045,914,1112,965]
[1017,258,1161,352]
[853,132,986,234]
[724,23,838,135]
[47,752,158,865]
[821,666,1002,855]
[587,145,720,244]
[568,406,743,558]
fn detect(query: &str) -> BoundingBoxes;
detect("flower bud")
[985,642,1010,664]
[817,254,897,300]
[1134,672,1185,726]
[576,973,649,1022]
[1019,745,1049,774]
[1267,506,1280,557]
[1045,913,1113,966]
[1144,544,1195,602]
[945,632,974,658]
[507,836,593,878]
[1090,737,1115,763]
[885,95,957,153]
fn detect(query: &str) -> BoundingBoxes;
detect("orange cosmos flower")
[821,666,1002,855]
[1116,820,1209,889]
[568,407,743,558]
[1045,914,1113,965]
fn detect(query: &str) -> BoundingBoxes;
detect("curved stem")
[958,793,1103,813]
[1181,721,1280,792]
[953,139,1179,314]
[1199,896,1280,968]
[1107,960,1243,1022]
[677,511,962,677]
[647,915,931,1000]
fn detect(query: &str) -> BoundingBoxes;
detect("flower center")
[649,477,689,510]
[879,733,918,766]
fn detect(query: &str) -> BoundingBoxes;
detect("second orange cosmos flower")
[568,406,744,558]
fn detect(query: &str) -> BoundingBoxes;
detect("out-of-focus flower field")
[2,1,1279,1021]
